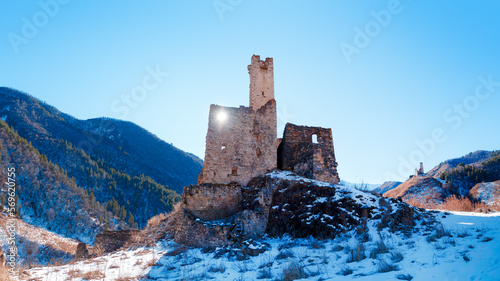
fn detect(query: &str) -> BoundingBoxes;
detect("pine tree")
[120,206,127,221]
[128,212,135,226]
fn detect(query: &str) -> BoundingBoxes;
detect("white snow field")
[22,210,500,281]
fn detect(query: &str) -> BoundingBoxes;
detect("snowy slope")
[20,211,500,280]
[469,181,500,207]
[0,213,78,266]
[340,180,381,191]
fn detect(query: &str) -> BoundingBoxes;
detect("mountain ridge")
[0,87,203,228]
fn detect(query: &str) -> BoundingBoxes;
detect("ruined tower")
[277,123,339,184]
[198,55,277,186]
[248,55,274,110]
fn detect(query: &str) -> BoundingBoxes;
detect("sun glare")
[217,111,228,122]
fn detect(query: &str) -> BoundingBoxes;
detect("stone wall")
[198,100,277,186]
[174,212,234,247]
[174,182,274,247]
[94,230,140,253]
[278,123,339,184]
[182,182,242,221]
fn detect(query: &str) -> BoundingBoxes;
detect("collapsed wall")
[278,123,339,184]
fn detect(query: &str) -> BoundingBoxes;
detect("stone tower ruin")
[277,123,339,184]
[176,55,341,247]
[198,55,277,186]
[249,56,274,110]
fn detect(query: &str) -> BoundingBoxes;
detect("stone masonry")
[278,123,339,184]
[174,181,272,247]
[198,55,277,186]
[181,182,242,221]
[248,55,274,110]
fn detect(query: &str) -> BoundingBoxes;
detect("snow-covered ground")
[22,210,500,281]
[0,213,77,267]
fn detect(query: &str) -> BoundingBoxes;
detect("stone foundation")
[182,182,242,220]
[174,182,274,247]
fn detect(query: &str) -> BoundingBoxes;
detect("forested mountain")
[439,151,500,196]
[426,150,495,178]
[0,120,103,243]
[0,87,203,228]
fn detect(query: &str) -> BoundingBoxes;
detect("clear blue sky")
[1,1,500,184]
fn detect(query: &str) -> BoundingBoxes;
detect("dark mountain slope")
[0,120,102,244]
[439,151,500,196]
[0,87,202,227]
[426,150,494,178]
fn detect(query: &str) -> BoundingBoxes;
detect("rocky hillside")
[259,172,433,238]
[383,175,451,205]
[169,171,437,249]
[0,87,203,228]
[383,151,500,208]
[469,180,500,208]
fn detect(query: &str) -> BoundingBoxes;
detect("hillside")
[0,120,103,244]
[383,175,451,205]
[469,180,500,208]
[23,211,500,280]
[439,151,500,196]
[385,151,500,209]
[426,150,494,178]
[373,181,401,195]
[19,171,500,280]
[0,213,80,266]
[0,87,202,227]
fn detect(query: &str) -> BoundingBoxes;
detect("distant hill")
[383,175,451,205]
[383,150,500,208]
[438,150,500,196]
[0,87,203,228]
[426,150,494,178]
[373,181,402,195]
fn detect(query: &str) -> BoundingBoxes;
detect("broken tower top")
[248,55,274,111]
